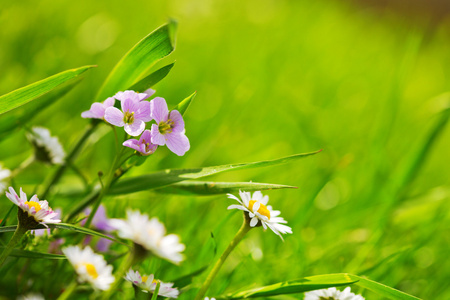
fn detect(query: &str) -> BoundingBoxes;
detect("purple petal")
[151,124,166,145]
[96,238,113,252]
[143,88,156,98]
[135,101,152,122]
[166,133,190,156]
[169,110,185,133]
[121,98,138,113]
[150,97,169,123]
[81,102,105,119]
[124,120,145,136]
[123,139,141,151]
[103,97,115,108]
[139,130,152,144]
[104,107,125,127]
[114,90,141,103]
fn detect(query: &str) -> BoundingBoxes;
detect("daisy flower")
[114,89,155,102]
[26,127,65,165]
[105,96,151,136]
[227,191,292,239]
[109,210,185,264]
[150,97,190,156]
[125,269,179,298]
[304,287,365,300]
[5,187,61,226]
[81,97,115,120]
[62,245,114,291]
[204,298,216,300]
[0,164,11,194]
[16,293,45,300]
[123,129,158,156]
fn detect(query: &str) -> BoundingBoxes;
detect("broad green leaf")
[174,91,196,116]
[155,181,297,195]
[0,65,94,115]
[172,266,208,289]
[0,247,66,260]
[96,21,176,101]
[129,63,175,92]
[349,274,421,300]
[219,273,357,299]
[0,78,83,140]
[109,150,321,195]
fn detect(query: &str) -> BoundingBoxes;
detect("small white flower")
[5,187,61,225]
[304,287,365,300]
[27,126,65,165]
[62,245,114,291]
[227,191,292,239]
[125,269,179,298]
[109,210,185,264]
[17,293,45,300]
[0,164,11,194]
[204,298,216,300]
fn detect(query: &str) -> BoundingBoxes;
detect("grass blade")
[109,150,321,195]
[129,63,175,92]
[0,65,94,115]
[0,247,66,260]
[174,91,196,115]
[155,181,297,195]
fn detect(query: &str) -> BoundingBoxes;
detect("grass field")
[0,0,449,299]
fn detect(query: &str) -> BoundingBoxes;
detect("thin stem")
[194,219,251,300]
[41,122,99,199]
[57,280,78,300]
[0,224,28,267]
[11,156,35,178]
[100,251,136,300]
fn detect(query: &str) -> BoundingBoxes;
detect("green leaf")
[174,91,196,116]
[0,65,95,115]
[171,266,208,289]
[129,63,175,92]
[0,247,66,260]
[0,225,17,233]
[218,273,358,299]
[0,78,84,140]
[96,21,176,101]
[109,150,321,195]
[155,181,297,195]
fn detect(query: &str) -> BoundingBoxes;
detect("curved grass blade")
[0,226,17,233]
[171,266,209,289]
[0,247,66,260]
[155,181,297,195]
[218,273,357,299]
[96,21,176,101]
[129,63,175,92]
[0,65,95,115]
[109,150,321,195]
[174,91,196,115]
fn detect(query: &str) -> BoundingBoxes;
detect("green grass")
[0,0,449,299]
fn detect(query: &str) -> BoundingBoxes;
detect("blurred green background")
[1,0,449,299]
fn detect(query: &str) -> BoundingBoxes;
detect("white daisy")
[109,210,185,264]
[0,164,11,194]
[62,245,114,291]
[304,287,365,300]
[125,269,179,298]
[16,293,45,300]
[5,187,61,225]
[27,126,65,165]
[227,191,292,239]
[204,298,216,300]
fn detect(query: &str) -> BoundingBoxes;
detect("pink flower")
[114,89,155,102]
[123,130,158,156]
[150,97,190,156]
[104,97,151,136]
[81,97,115,119]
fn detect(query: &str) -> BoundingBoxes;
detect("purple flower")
[123,130,158,156]
[150,97,190,156]
[114,89,155,102]
[81,97,115,119]
[81,205,115,252]
[104,97,151,136]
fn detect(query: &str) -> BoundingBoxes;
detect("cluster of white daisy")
[0,163,11,194]
[26,126,66,165]
[304,287,365,300]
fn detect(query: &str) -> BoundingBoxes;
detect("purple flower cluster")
[82,90,190,156]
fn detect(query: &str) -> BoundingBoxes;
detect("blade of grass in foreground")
[0,248,66,260]
[129,63,175,92]
[155,181,297,195]
[109,150,322,195]
[0,65,95,115]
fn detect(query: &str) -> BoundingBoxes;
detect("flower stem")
[100,250,136,300]
[57,280,78,300]
[194,219,251,300]
[0,224,28,267]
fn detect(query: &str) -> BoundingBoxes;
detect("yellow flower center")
[123,111,135,124]
[24,201,42,212]
[83,263,98,279]
[248,200,270,219]
[158,119,174,134]
[142,275,148,283]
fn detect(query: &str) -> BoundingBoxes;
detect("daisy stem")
[0,223,28,267]
[57,280,78,300]
[194,219,251,300]
[100,250,136,300]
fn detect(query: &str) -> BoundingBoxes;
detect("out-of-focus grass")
[1,0,450,299]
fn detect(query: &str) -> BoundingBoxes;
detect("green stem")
[11,156,35,177]
[57,280,78,300]
[0,224,28,267]
[41,122,99,199]
[100,251,136,300]
[194,219,251,300]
